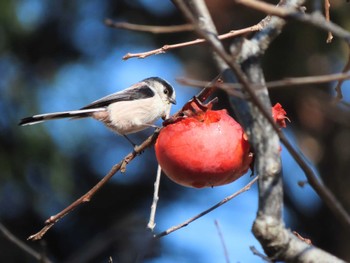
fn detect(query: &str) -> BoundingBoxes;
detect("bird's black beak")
[169,97,176,105]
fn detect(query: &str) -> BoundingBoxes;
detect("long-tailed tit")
[19,77,176,138]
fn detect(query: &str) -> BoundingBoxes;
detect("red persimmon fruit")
[155,100,253,188]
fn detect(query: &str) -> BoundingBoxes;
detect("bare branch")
[147,165,162,231]
[249,246,273,262]
[177,71,350,91]
[235,0,350,43]
[0,222,52,263]
[253,216,346,262]
[173,0,349,261]
[324,0,333,43]
[293,231,313,245]
[105,19,194,33]
[267,72,350,89]
[147,107,172,232]
[28,130,160,241]
[334,51,350,101]
[174,0,350,230]
[214,220,231,263]
[155,176,258,238]
[122,24,262,60]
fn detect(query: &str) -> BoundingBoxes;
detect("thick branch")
[174,0,348,261]
[253,216,346,262]
[176,0,350,229]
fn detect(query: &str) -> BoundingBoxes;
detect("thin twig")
[147,165,162,231]
[105,19,194,33]
[176,77,244,98]
[324,0,333,43]
[249,246,273,262]
[235,0,350,42]
[0,222,52,263]
[292,231,313,245]
[147,106,174,232]
[28,130,160,241]
[334,51,350,101]
[267,72,350,89]
[176,71,350,92]
[155,176,258,238]
[122,24,262,60]
[214,220,231,263]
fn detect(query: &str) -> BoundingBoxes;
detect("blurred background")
[0,0,349,262]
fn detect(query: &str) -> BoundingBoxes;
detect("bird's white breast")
[106,97,167,135]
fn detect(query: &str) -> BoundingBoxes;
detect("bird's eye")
[163,88,168,94]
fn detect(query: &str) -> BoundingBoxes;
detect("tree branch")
[28,130,160,241]
[176,71,350,92]
[334,51,350,101]
[174,0,350,230]
[173,0,348,261]
[0,222,52,263]
[235,0,350,43]
[104,19,194,33]
[155,176,258,238]
[214,220,231,263]
[122,24,263,60]
[147,165,162,231]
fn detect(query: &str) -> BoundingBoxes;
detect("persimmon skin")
[155,109,252,188]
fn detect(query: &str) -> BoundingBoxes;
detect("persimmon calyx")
[163,96,218,126]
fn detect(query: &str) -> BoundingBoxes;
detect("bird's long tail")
[19,108,106,126]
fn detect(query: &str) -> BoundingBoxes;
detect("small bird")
[19,77,176,141]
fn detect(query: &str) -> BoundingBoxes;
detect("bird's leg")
[143,124,160,129]
[123,135,136,147]
[123,135,145,154]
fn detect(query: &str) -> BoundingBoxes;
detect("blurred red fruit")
[272,103,289,128]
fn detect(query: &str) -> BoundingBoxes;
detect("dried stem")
[147,107,173,232]
[147,165,162,231]
[249,246,273,262]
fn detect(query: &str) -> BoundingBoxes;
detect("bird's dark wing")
[80,84,155,110]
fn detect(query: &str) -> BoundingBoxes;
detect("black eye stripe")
[163,85,173,98]
[144,77,174,98]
